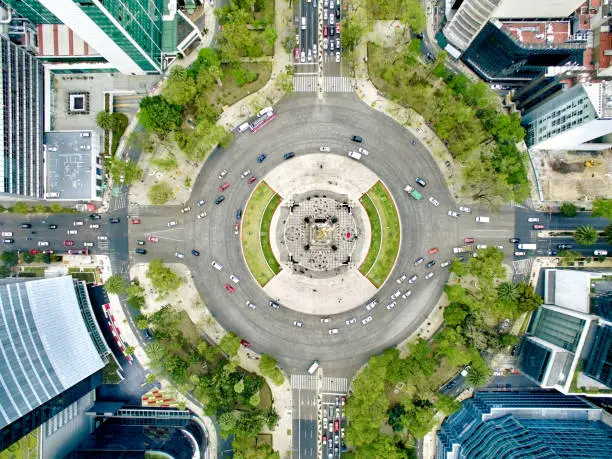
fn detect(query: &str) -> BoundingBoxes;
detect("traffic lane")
[515,207,609,230]
[535,236,610,255]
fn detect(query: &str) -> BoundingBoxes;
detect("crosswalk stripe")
[293,75,319,93]
[323,76,353,93]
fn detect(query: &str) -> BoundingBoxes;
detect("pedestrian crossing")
[109,192,128,211]
[322,76,353,93]
[291,374,318,390]
[293,75,319,93]
[97,240,111,251]
[512,258,532,282]
[321,377,348,393]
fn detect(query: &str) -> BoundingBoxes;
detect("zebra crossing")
[108,192,128,211]
[291,373,318,390]
[293,75,319,93]
[322,76,353,93]
[321,376,348,393]
[512,258,532,282]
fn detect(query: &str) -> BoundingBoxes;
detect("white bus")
[307,360,320,374]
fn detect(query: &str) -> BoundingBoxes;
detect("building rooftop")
[500,21,571,46]
[0,277,105,430]
[544,269,595,313]
[37,24,100,57]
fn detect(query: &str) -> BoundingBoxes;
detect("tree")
[282,35,297,53]
[248,391,261,407]
[497,281,519,303]
[96,111,115,131]
[234,378,245,394]
[104,274,126,294]
[124,345,136,355]
[146,259,183,294]
[147,181,175,205]
[219,412,237,433]
[449,257,467,277]
[514,282,542,316]
[135,315,149,329]
[145,342,166,362]
[263,27,277,49]
[387,404,406,432]
[259,354,277,373]
[1,251,18,267]
[435,394,461,415]
[163,67,197,106]
[444,303,468,326]
[219,331,241,357]
[340,17,364,52]
[145,373,157,384]
[468,247,505,281]
[401,0,426,33]
[138,96,182,134]
[592,198,612,220]
[126,283,145,298]
[107,157,143,186]
[603,224,612,244]
[466,366,490,387]
[402,400,436,438]
[560,202,578,217]
[574,225,598,246]
[12,202,31,214]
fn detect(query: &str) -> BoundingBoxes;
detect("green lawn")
[242,182,282,286]
[206,62,272,109]
[359,182,400,287]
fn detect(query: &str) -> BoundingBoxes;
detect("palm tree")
[603,224,612,244]
[498,281,519,303]
[145,342,165,362]
[466,367,490,388]
[104,274,126,294]
[574,225,598,246]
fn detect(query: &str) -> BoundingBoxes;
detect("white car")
[313,44,317,56]
[408,274,418,283]
[396,273,407,284]
[323,38,328,50]
[335,51,340,63]
[218,169,228,179]
[497,245,504,250]
[230,274,240,284]
[459,206,471,213]
[90,224,99,229]
[330,40,334,51]
[365,299,378,311]
[391,289,401,300]
[325,0,328,7]
[358,147,369,156]
[320,145,330,152]
[307,49,312,61]
[197,211,207,219]
[476,244,488,249]
[329,0,334,8]
[181,206,191,213]
[321,317,331,323]
[386,301,397,310]
[37,241,49,247]
[336,38,340,49]
[448,210,459,218]
[246,301,256,310]
[440,261,450,268]
[328,328,339,335]
[67,229,77,235]
[300,51,305,63]
[329,13,335,25]
[527,217,540,222]
[515,251,526,256]
[425,272,434,280]
[347,151,362,160]
[241,169,251,178]
[83,242,94,247]
[401,290,412,299]
[175,252,185,259]
[345,318,357,325]
[98,235,108,241]
[73,221,84,226]
[362,315,373,325]
[293,321,303,327]
[168,220,177,227]
[324,9,328,19]
[594,250,608,256]
[212,261,223,270]
[428,196,440,207]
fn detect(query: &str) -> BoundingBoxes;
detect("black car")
[236,209,242,220]
[283,152,295,160]
[109,217,120,223]
[329,25,335,36]
[509,238,520,243]
[191,249,200,256]
[48,224,58,229]
[21,223,31,229]
[335,7,340,18]
[426,260,436,269]
[215,195,225,205]
[557,243,572,250]
[142,328,153,340]
[135,248,147,254]
[415,177,427,187]
[351,135,363,143]
[90,213,102,220]
[269,300,280,309]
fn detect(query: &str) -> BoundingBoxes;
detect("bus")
[250,112,276,132]
[517,243,537,250]
[307,360,320,374]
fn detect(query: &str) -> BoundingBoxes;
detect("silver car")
[362,315,373,325]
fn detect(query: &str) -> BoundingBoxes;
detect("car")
[414,257,424,266]
[329,24,335,36]
[386,301,397,310]
[351,135,363,143]
[324,8,328,19]
[336,38,340,48]
[448,210,459,218]
[283,152,295,160]
[336,23,340,33]
[147,236,159,243]
[90,224,100,229]
[109,217,120,224]
[72,221,83,227]
[391,289,401,300]
[175,252,185,259]
[347,151,362,160]
[328,328,339,335]
[313,44,318,56]
[83,242,94,247]
[441,260,450,268]
[48,224,58,229]
[557,244,572,250]
[425,272,434,280]
[180,206,191,214]
[358,147,369,156]
[396,273,407,284]
[246,300,256,310]
[215,196,225,205]
[0,232,12,237]
[428,196,440,206]
[300,51,305,62]
[218,169,228,179]
[329,0,334,7]
[497,245,504,250]
[459,206,472,213]
[236,209,243,220]
[248,176,257,185]
[415,177,427,187]
[547,250,557,256]
[428,247,438,255]
[408,274,418,283]
[230,274,240,284]
[321,317,331,323]
[168,220,177,227]
[37,241,49,247]
[345,318,357,325]
[294,47,299,60]
[211,261,223,271]
[533,224,545,230]
[137,240,145,245]
[362,315,373,325]
[293,320,303,328]
[322,434,327,444]
[240,339,250,348]
[131,218,141,224]
[29,249,39,255]
[335,51,340,63]
[2,239,14,244]
[509,238,520,243]
[476,244,488,250]
[225,284,235,293]
[464,237,475,243]
[135,248,147,254]
[219,182,230,191]
[90,214,102,220]
[595,250,608,256]
[401,289,412,299]
[20,223,32,229]
[234,223,240,235]
[269,300,280,309]
[341,426,345,437]
[426,260,436,269]
[527,217,540,222]
[63,240,74,246]
[329,12,335,25]
[365,299,378,311]
[198,211,207,219]
[333,419,339,431]
[257,154,267,163]
[307,49,312,61]
[98,235,108,241]
[67,229,78,235]
[323,26,328,38]
[191,249,200,256]
[514,251,526,256]
[197,199,206,206]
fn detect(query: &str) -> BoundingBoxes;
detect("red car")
[295,48,299,60]
[63,240,74,246]
[29,249,39,255]
[234,223,240,235]
[464,237,475,243]
[131,218,141,224]
[147,236,159,243]
[428,247,438,255]
[240,339,251,348]
[219,182,230,192]
[225,283,235,293]
[334,420,339,431]
[336,23,340,33]
[248,176,257,185]
[323,25,328,37]
[533,224,545,230]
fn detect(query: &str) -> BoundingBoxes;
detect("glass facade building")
[584,324,612,388]
[436,391,612,459]
[0,34,44,199]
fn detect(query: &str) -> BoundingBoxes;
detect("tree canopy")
[138,96,182,134]
[146,259,183,295]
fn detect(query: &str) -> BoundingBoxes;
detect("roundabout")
[180,93,463,373]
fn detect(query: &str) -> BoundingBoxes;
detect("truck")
[404,184,422,200]
[453,245,474,254]
[517,243,537,250]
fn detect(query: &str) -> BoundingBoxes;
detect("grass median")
[359,181,400,287]
[242,182,282,286]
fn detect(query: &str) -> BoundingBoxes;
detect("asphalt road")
[124,93,517,377]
